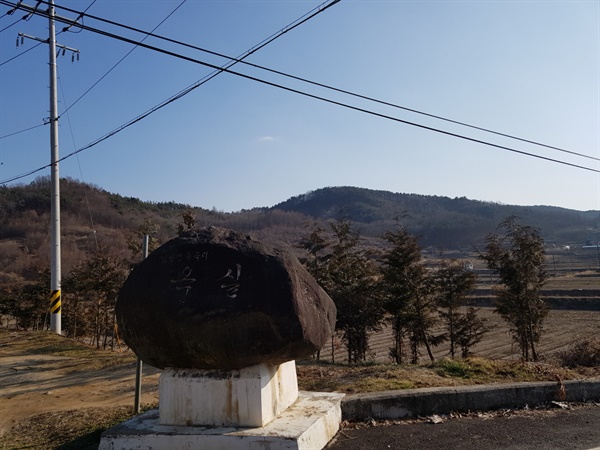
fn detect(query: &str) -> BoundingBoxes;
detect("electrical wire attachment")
[6,0,22,14]
[22,0,40,20]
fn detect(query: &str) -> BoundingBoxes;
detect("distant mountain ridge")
[271,186,599,248]
[1,179,599,291]
[0,180,598,277]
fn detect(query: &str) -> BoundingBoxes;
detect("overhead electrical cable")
[61,0,95,33]
[3,0,594,163]
[0,0,597,179]
[57,68,99,250]
[62,0,186,115]
[0,0,186,140]
[0,0,339,139]
[0,15,20,32]
[0,122,45,138]
[59,0,182,251]
[3,40,598,183]
[0,37,41,66]
[2,0,595,164]
[0,0,597,183]
[0,0,343,182]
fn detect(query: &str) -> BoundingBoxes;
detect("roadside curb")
[341,379,600,421]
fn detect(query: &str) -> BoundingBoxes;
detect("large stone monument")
[99,227,343,450]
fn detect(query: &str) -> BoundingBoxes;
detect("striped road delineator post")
[50,289,61,314]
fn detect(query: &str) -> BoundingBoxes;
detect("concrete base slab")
[99,391,344,450]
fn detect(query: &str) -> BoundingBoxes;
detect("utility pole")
[16,0,80,335]
[134,235,150,414]
[48,0,61,335]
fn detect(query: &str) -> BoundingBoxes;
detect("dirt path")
[0,330,160,438]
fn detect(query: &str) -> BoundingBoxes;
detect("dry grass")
[296,357,591,394]
[0,406,135,450]
[0,329,137,370]
[545,270,600,289]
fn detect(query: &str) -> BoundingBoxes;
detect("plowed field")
[319,308,600,364]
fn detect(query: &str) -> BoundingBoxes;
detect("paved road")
[326,404,600,450]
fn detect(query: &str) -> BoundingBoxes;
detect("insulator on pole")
[71,53,74,63]
[16,36,19,47]
[62,47,66,56]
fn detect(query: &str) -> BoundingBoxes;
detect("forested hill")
[271,186,599,248]
[0,179,598,276]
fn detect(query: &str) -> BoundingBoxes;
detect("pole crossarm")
[18,32,80,56]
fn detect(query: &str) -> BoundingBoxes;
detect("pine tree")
[381,225,440,364]
[480,216,548,361]
[434,259,486,358]
[300,220,384,363]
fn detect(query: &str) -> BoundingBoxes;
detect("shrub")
[434,359,474,379]
[558,339,600,368]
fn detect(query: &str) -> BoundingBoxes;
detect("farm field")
[318,307,600,365]
[312,268,600,364]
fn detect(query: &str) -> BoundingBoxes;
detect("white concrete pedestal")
[99,391,344,450]
[160,360,298,427]
[99,360,344,450]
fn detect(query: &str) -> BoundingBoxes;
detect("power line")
[0,0,342,144]
[9,0,596,163]
[0,15,20,32]
[0,0,338,139]
[0,0,344,182]
[0,36,42,66]
[0,0,597,183]
[0,0,185,139]
[61,0,187,116]
[61,0,95,34]
[0,122,45,138]
[4,46,598,183]
[43,9,600,172]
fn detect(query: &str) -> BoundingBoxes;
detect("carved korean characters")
[116,227,337,370]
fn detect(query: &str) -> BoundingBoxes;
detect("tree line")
[0,211,549,362]
[300,215,548,363]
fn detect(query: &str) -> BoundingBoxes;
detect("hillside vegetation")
[275,186,600,247]
[1,178,598,291]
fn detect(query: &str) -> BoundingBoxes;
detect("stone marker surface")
[116,227,336,370]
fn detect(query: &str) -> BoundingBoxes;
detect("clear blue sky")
[1,0,599,212]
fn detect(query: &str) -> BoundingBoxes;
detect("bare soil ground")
[0,330,161,449]
[1,305,599,449]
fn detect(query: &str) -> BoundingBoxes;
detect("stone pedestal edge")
[99,391,344,450]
